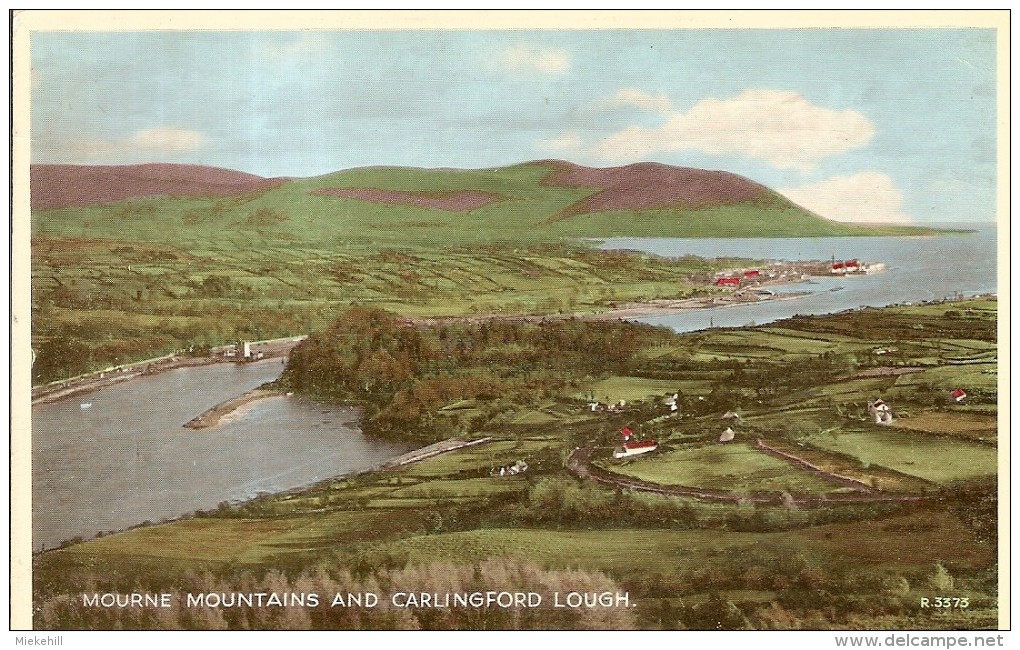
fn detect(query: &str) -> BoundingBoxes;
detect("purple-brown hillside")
[312,188,504,212]
[541,160,775,220]
[31,163,283,210]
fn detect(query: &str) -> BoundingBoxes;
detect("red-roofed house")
[613,439,658,458]
[715,277,741,287]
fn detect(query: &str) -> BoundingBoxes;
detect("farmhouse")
[949,388,967,403]
[868,399,894,425]
[492,460,529,477]
[715,277,741,288]
[608,400,628,412]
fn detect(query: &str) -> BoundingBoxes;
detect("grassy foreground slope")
[34,299,999,630]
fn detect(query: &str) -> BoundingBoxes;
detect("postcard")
[10,9,1010,640]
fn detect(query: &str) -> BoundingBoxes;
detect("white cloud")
[53,126,207,161]
[609,88,673,114]
[778,172,913,224]
[548,89,874,172]
[502,45,570,75]
[128,127,205,152]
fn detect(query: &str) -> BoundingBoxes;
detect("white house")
[868,399,893,425]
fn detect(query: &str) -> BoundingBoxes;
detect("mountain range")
[29,160,933,243]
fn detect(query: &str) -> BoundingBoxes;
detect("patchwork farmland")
[33,299,999,630]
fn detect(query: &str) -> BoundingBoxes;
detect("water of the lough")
[597,223,997,332]
[32,359,413,551]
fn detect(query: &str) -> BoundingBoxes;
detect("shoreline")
[405,284,812,328]
[31,336,305,407]
[585,290,811,321]
[31,356,225,407]
[183,388,281,430]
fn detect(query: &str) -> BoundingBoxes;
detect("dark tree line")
[280,308,676,442]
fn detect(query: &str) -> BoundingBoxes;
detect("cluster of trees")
[31,333,93,383]
[280,308,675,441]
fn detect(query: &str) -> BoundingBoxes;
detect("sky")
[29,27,999,224]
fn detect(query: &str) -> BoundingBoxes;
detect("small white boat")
[79,402,93,410]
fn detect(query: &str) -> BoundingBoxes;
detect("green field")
[604,443,841,495]
[366,508,994,576]
[893,363,999,393]
[577,376,685,403]
[387,477,526,499]
[894,411,998,441]
[800,429,998,484]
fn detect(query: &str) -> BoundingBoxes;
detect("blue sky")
[31,28,998,223]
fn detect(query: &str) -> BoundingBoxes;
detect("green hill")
[30,160,939,248]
